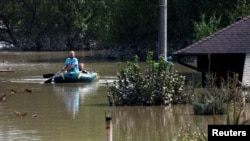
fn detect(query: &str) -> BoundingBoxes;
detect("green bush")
[192,73,226,115]
[192,90,226,115]
[106,52,186,106]
[192,72,246,116]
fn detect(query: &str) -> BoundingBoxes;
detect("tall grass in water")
[221,73,246,125]
[193,71,247,119]
[176,72,249,140]
[192,72,226,115]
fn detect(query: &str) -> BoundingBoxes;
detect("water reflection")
[112,105,227,141]
[0,128,41,141]
[53,82,99,119]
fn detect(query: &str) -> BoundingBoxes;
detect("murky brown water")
[0,51,249,141]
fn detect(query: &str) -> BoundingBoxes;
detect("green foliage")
[192,72,246,116]
[0,0,107,49]
[176,123,207,141]
[222,73,245,125]
[192,90,226,115]
[227,0,250,24]
[192,72,226,115]
[107,52,185,106]
[105,0,158,44]
[0,0,250,51]
[194,13,221,41]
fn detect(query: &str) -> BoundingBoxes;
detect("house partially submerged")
[173,16,250,87]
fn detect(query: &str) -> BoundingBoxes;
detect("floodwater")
[0,51,249,141]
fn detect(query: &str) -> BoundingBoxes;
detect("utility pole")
[158,0,167,61]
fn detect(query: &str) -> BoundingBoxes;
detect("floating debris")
[10,89,17,94]
[0,93,7,102]
[14,111,27,117]
[24,88,32,93]
[32,114,38,118]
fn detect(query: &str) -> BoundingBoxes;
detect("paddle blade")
[44,78,53,83]
[43,74,55,78]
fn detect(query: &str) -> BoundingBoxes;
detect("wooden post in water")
[105,109,112,141]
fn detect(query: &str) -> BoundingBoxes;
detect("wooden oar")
[0,70,15,72]
[43,74,55,78]
[44,76,54,83]
[44,71,60,83]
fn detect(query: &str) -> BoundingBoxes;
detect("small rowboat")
[53,72,99,83]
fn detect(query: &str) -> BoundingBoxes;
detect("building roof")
[173,16,250,55]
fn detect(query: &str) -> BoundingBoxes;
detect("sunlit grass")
[175,123,207,141]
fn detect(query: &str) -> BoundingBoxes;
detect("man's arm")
[61,58,78,72]
[61,64,76,71]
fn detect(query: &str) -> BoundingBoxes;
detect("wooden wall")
[242,54,250,86]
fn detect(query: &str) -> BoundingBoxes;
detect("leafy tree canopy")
[0,0,249,55]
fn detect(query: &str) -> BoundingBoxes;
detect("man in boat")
[61,51,79,73]
[79,63,88,73]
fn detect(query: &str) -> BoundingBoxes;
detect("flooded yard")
[0,51,249,141]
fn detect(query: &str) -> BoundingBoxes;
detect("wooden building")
[173,16,250,87]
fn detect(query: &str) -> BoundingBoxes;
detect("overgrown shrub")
[223,73,246,125]
[192,72,246,116]
[106,52,186,106]
[192,89,226,115]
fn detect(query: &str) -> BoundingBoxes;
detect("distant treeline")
[0,0,249,58]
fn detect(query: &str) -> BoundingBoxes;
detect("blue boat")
[53,72,99,83]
